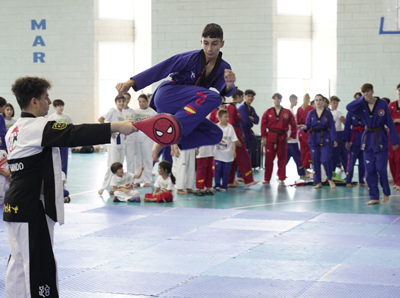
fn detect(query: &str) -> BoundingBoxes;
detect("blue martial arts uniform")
[304,108,337,184]
[343,112,366,184]
[346,97,400,201]
[238,103,259,164]
[131,50,235,149]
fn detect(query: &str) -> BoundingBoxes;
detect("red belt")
[350,126,365,143]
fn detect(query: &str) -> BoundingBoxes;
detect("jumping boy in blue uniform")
[116,23,236,161]
[346,83,400,205]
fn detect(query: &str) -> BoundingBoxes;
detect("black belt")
[311,128,328,146]
[364,126,385,151]
[269,129,286,149]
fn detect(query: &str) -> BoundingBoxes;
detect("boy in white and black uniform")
[122,92,136,174]
[133,94,157,186]
[98,96,127,196]
[4,76,136,298]
[110,162,144,202]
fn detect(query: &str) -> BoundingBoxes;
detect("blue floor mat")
[232,210,320,221]
[125,215,220,228]
[288,222,387,236]
[309,213,399,224]
[266,233,371,247]
[343,248,400,267]
[206,218,303,232]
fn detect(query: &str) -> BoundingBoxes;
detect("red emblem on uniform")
[283,113,289,119]
[324,117,328,122]
[378,109,385,116]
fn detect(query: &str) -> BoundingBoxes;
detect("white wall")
[151,0,274,133]
[336,0,400,107]
[0,0,94,123]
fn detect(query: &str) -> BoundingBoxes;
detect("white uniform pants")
[172,148,195,190]
[101,146,125,190]
[114,189,140,201]
[6,204,57,298]
[124,142,135,174]
[133,133,154,184]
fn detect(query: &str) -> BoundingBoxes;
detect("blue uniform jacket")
[238,103,259,131]
[343,112,365,147]
[346,97,400,152]
[304,108,337,146]
[131,49,235,101]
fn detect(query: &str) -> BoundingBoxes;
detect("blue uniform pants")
[309,144,333,184]
[332,131,347,170]
[59,147,69,176]
[287,143,306,176]
[214,160,232,190]
[154,82,223,149]
[345,145,365,184]
[364,148,390,200]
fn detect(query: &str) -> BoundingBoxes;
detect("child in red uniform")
[144,161,175,203]
[388,83,400,190]
[261,93,297,184]
[296,94,314,172]
[226,89,257,187]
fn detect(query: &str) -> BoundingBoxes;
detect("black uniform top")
[4,113,111,223]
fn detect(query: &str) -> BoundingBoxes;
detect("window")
[383,0,400,30]
[277,0,312,16]
[98,42,134,115]
[98,0,134,20]
[277,39,311,108]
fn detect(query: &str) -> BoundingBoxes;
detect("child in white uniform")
[122,93,136,174]
[145,161,175,202]
[110,162,144,202]
[133,94,157,186]
[98,96,127,195]
[0,149,10,204]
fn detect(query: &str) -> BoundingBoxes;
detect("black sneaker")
[204,189,214,196]
[193,190,205,196]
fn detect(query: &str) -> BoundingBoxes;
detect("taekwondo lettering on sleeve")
[3,204,18,214]
[39,285,50,297]
[9,162,24,172]
[31,19,46,63]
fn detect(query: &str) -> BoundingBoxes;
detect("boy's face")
[234,95,244,103]
[273,96,281,107]
[245,94,255,104]
[123,94,131,105]
[290,97,298,106]
[362,89,374,101]
[201,36,224,61]
[315,96,324,108]
[116,167,124,177]
[219,113,229,124]
[54,105,64,114]
[37,90,51,116]
[116,99,125,110]
[330,100,338,110]
[138,98,148,109]
[323,100,329,108]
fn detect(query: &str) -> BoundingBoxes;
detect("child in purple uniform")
[346,83,400,205]
[116,23,236,161]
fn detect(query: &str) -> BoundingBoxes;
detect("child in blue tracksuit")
[300,94,337,189]
[346,83,400,204]
[116,24,236,159]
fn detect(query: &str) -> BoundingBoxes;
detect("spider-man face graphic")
[153,118,177,145]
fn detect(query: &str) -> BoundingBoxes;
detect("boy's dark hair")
[361,83,373,92]
[110,162,123,174]
[53,99,65,107]
[330,96,340,102]
[353,92,362,99]
[232,88,244,100]
[272,93,282,100]
[396,83,400,90]
[138,94,148,102]
[323,97,330,105]
[0,97,6,108]
[202,23,223,40]
[310,100,315,105]
[123,92,131,98]
[11,77,52,110]
[245,89,256,96]
[382,97,391,104]
[289,94,298,100]
[115,95,126,103]
[3,103,15,117]
[217,109,228,118]
[158,160,176,184]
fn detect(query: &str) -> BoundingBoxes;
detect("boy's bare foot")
[98,188,104,196]
[359,183,367,187]
[328,180,336,189]
[346,183,352,187]
[246,181,258,187]
[300,175,308,179]
[228,182,239,187]
[152,143,163,162]
[186,188,195,193]
[236,178,244,183]
[383,194,390,203]
[366,200,380,205]
[279,180,285,185]
[395,186,400,191]
[389,179,394,183]
[143,183,152,187]
[262,181,269,184]
[392,184,397,189]
[177,189,188,195]
[314,183,322,189]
